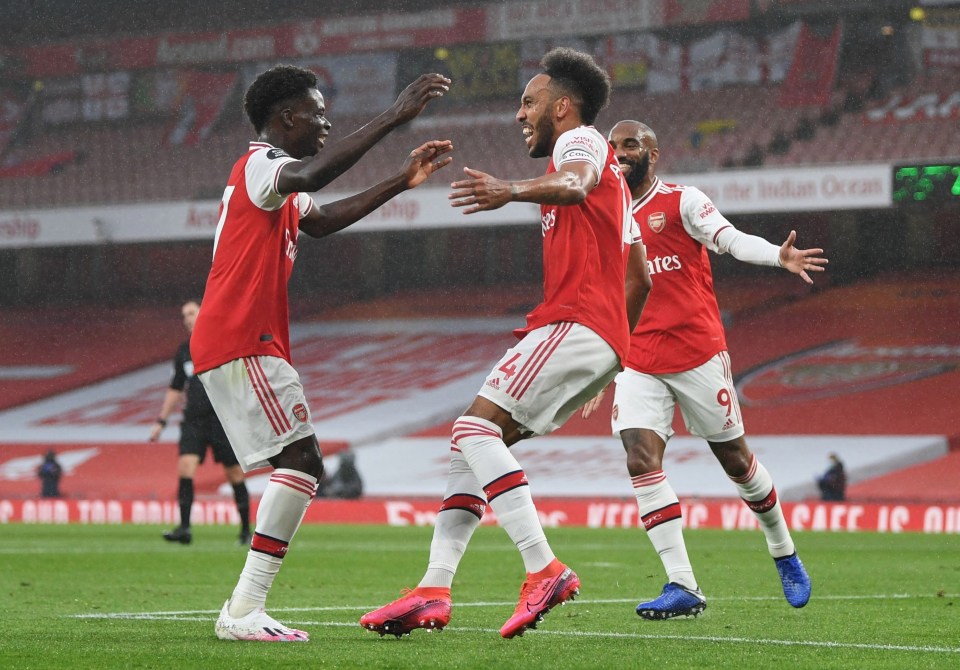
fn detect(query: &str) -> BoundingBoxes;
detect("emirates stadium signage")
[2,498,958,533]
[5,9,486,77]
[668,164,891,214]
[5,2,763,77]
[0,164,894,249]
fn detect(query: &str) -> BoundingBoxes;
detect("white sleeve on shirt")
[244,147,299,211]
[627,216,643,246]
[552,126,608,182]
[679,186,781,267]
[296,193,315,219]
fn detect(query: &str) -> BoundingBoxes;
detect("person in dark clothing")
[768,129,791,155]
[149,300,251,545]
[742,142,764,167]
[317,449,364,499]
[37,450,63,498]
[793,116,815,141]
[817,453,847,501]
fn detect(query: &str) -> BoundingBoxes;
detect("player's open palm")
[449,167,512,214]
[403,140,453,188]
[391,74,451,124]
[779,229,828,284]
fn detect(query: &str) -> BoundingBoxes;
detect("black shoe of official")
[238,530,252,547]
[163,526,192,545]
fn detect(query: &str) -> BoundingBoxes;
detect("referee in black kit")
[149,300,251,545]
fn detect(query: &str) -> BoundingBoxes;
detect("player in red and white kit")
[361,49,651,640]
[191,65,453,642]
[596,120,826,619]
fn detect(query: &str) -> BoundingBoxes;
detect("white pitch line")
[69,592,958,619]
[67,594,960,655]
[312,622,960,654]
[78,615,957,655]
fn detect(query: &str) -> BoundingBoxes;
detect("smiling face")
[286,88,331,159]
[516,74,560,159]
[608,121,659,194]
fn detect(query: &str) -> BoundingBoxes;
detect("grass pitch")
[1,523,957,669]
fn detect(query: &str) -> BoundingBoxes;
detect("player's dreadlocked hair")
[540,47,611,126]
[244,65,319,134]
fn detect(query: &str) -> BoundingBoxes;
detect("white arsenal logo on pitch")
[647,212,666,233]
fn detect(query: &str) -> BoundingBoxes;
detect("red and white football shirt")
[191,142,314,374]
[626,176,736,375]
[517,126,637,365]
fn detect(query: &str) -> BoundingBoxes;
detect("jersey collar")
[632,176,662,212]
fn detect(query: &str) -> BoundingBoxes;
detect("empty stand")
[845,450,960,505]
[3,67,959,209]
[0,305,185,410]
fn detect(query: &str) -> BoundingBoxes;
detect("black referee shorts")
[178,413,240,467]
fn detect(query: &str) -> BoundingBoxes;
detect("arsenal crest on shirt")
[292,403,308,422]
[647,212,666,233]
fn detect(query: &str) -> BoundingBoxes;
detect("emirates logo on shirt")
[647,212,666,233]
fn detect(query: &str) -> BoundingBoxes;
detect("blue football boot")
[636,582,707,620]
[775,552,811,608]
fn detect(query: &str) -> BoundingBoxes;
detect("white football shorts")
[198,355,316,472]
[611,350,745,443]
[478,321,620,436]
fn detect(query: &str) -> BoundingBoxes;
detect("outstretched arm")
[448,161,598,214]
[715,227,828,284]
[683,187,827,284]
[299,140,453,238]
[278,74,450,195]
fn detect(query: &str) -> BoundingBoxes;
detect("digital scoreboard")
[892,163,960,204]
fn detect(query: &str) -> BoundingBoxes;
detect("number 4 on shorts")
[498,353,522,381]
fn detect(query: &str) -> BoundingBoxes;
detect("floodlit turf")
[1,523,957,669]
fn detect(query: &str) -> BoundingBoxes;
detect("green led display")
[892,163,960,204]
